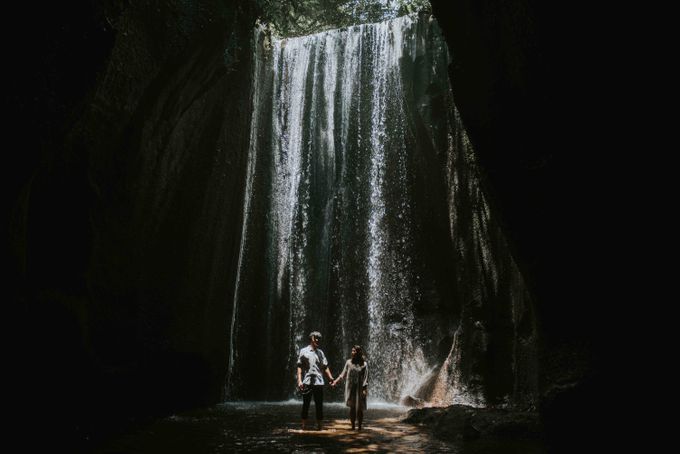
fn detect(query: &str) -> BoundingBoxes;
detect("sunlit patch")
[287,416,457,453]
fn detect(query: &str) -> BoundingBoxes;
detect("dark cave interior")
[4,1,618,452]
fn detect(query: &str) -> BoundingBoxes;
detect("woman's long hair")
[351,345,365,366]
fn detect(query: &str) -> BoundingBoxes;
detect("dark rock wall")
[7,0,258,449]
[429,0,610,451]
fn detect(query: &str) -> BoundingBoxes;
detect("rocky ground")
[404,404,542,444]
[93,401,545,453]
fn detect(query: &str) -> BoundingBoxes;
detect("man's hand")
[298,380,304,390]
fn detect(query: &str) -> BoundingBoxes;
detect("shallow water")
[95,401,544,453]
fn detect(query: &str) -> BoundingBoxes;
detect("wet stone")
[405,404,542,442]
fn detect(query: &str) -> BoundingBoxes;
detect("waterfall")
[226,13,538,407]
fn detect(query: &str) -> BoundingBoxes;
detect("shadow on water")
[95,401,545,453]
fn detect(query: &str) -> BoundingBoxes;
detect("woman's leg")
[349,404,356,429]
[358,390,365,429]
[357,406,363,430]
[349,384,357,429]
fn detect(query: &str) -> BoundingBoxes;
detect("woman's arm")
[332,360,349,385]
[361,362,368,397]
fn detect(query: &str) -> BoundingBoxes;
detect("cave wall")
[429,0,611,451]
[7,0,258,449]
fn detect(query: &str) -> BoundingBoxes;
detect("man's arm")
[319,350,333,383]
[297,366,303,388]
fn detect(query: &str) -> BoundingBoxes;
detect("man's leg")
[301,391,312,430]
[313,385,324,430]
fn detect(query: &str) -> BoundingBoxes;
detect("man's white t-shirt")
[297,345,328,385]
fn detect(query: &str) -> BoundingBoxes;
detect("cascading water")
[226,13,538,407]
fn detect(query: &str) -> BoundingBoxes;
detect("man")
[297,331,334,430]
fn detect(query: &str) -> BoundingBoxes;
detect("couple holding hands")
[296,331,368,431]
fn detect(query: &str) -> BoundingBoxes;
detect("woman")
[331,345,368,430]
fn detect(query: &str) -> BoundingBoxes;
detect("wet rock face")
[428,0,609,450]
[82,0,257,382]
[80,0,259,406]
[427,0,605,358]
[9,0,258,447]
[404,405,541,441]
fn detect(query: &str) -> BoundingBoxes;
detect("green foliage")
[256,0,431,38]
